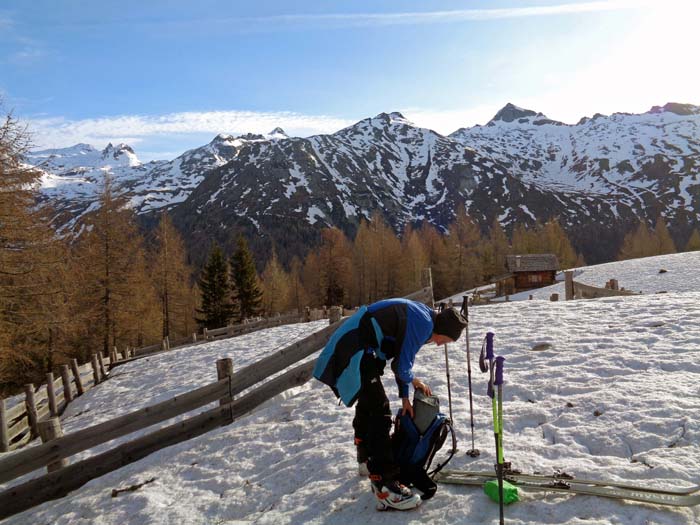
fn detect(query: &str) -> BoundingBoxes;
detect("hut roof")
[506,254,560,272]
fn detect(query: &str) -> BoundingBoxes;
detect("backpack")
[391,393,456,499]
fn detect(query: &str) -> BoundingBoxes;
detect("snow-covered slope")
[2,254,699,524]
[511,251,700,301]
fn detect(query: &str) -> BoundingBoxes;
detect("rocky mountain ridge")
[30,103,700,263]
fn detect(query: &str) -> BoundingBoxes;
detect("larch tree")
[480,217,510,281]
[230,235,263,321]
[418,223,450,300]
[71,176,160,356]
[444,206,482,295]
[398,224,429,296]
[618,221,655,260]
[653,216,676,255]
[261,248,290,315]
[685,229,700,251]
[541,218,578,268]
[287,256,308,313]
[152,212,194,340]
[318,227,353,306]
[0,111,71,391]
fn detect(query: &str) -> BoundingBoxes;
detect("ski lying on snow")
[435,471,700,507]
[437,470,700,496]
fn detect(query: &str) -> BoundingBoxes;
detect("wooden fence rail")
[0,352,118,452]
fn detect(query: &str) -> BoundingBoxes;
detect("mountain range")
[29,102,700,265]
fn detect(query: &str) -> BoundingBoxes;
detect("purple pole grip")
[494,356,505,386]
[485,332,494,360]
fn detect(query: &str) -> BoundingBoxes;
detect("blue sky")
[1,0,698,160]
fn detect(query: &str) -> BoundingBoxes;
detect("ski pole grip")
[485,332,494,360]
[495,356,505,386]
[461,296,469,321]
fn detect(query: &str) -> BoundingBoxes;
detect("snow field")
[2,254,700,524]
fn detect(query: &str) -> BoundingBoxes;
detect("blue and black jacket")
[313,298,435,407]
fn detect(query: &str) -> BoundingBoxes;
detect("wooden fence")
[0,350,134,453]
[0,312,351,519]
[0,274,434,520]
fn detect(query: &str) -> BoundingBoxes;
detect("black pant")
[352,354,399,482]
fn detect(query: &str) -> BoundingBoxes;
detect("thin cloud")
[261,1,647,27]
[0,13,13,30]
[28,109,353,150]
[46,1,649,32]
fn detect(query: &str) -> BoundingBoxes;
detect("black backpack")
[392,394,456,499]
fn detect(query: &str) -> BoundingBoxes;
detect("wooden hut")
[493,254,560,296]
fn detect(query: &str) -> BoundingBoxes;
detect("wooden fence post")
[565,271,574,301]
[46,373,58,417]
[0,398,9,452]
[37,418,68,472]
[216,358,234,423]
[192,333,197,343]
[24,384,38,439]
[90,354,101,385]
[204,328,209,340]
[98,352,107,377]
[60,365,73,404]
[70,359,84,396]
[329,306,342,325]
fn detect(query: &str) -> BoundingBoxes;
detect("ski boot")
[370,475,422,511]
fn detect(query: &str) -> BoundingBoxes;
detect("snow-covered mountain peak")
[101,142,141,167]
[267,127,288,140]
[212,133,235,143]
[489,102,540,123]
[648,102,700,116]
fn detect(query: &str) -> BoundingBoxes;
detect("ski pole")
[461,296,479,457]
[494,356,506,525]
[444,342,454,424]
[438,303,455,427]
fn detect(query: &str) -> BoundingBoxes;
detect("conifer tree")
[230,236,263,321]
[197,243,236,329]
[685,229,700,251]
